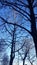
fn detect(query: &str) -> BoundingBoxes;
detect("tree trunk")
[9,55,13,65]
[9,44,14,65]
[33,34,37,56]
[9,25,15,65]
[23,59,25,65]
[27,0,37,56]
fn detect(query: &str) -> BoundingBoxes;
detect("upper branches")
[0,0,31,21]
[0,16,32,35]
[0,0,37,21]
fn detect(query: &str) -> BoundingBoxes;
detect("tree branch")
[0,0,31,21]
[33,2,37,8]
[4,24,13,36]
[0,22,5,27]
[17,0,29,8]
[0,16,32,35]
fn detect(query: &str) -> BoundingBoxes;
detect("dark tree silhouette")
[9,25,16,65]
[0,0,37,56]
[0,0,37,65]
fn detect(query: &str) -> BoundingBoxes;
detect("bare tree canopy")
[0,0,37,65]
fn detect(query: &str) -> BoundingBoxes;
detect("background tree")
[2,53,9,65]
[0,38,9,59]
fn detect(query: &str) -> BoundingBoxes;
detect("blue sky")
[0,0,37,65]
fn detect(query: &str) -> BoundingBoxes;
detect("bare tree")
[0,0,37,65]
[2,53,9,65]
[18,40,30,65]
[0,0,37,57]
[9,25,16,65]
[0,38,11,65]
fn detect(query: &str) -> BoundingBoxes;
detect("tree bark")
[27,0,37,56]
[9,54,13,65]
[23,59,25,65]
[9,25,15,65]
